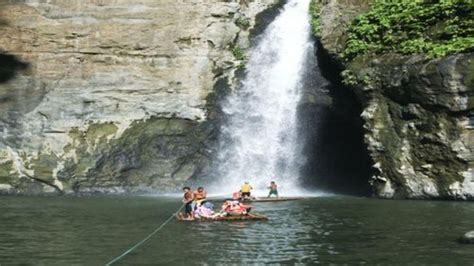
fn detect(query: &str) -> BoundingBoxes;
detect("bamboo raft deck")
[176,212,268,222]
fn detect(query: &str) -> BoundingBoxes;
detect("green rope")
[105,204,185,266]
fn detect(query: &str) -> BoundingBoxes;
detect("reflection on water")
[0,196,473,265]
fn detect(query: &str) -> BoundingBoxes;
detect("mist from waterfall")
[211,0,313,196]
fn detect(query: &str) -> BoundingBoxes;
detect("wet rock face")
[316,0,474,199]
[353,53,474,199]
[0,0,278,194]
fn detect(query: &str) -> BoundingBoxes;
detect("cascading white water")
[212,0,312,196]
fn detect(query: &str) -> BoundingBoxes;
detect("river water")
[1,195,473,265]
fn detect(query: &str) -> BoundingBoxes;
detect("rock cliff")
[0,0,279,194]
[314,0,474,199]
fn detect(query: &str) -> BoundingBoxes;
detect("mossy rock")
[0,160,14,184]
[84,122,118,143]
[69,122,118,145]
[30,153,59,183]
[66,116,211,192]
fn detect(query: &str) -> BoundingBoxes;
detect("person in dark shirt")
[182,187,195,220]
[268,181,278,198]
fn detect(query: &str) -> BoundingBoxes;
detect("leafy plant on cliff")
[341,70,358,86]
[343,0,474,60]
[232,46,247,69]
[235,17,251,30]
[309,0,322,37]
[232,47,246,61]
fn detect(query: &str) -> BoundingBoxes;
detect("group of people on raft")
[181,181,279,221]
[235,181,279,199]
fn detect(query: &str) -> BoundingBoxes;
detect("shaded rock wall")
[316,0,474,199]
[0,0,278,194]
[297,41,373,196]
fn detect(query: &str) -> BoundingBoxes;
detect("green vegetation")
[235,17,251,29]
[343,1,474,60]
[232,46,246,61]
[309,0,322,37]
[232,46,247,69]
[341,70,358,86]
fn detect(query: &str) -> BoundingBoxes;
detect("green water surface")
[0,195,473,265]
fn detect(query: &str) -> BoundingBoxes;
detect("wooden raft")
[241,196,306,203]
[176,212,268,222]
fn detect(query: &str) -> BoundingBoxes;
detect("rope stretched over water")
[105,203,185,266]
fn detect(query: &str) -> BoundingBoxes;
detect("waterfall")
[212,0,312,195]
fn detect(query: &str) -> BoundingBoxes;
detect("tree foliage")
[343,0,474,60]
[309,0,322,37]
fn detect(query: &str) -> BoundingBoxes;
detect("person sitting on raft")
[194,202,215,219]
[221,200,252,216]
[193,201,252,219]
[240,181,253,200]
[232,190,242,200]
[193,186,207,207]
[182,187,195,220]
[268,181,278,198]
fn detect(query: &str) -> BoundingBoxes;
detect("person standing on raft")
[193,186,207,206]
[182,187,195,220]
[268,181,278,198]
[240,181,253,199]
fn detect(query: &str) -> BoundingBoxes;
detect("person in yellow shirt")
[240,181,253,199]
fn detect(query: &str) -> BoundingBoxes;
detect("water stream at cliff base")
[211,0,312,195]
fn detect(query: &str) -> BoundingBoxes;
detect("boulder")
[459,231,474,244]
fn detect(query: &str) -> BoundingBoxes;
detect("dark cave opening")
[0,53,29,84]
[298,40,373,196]
[0,9,29,84]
